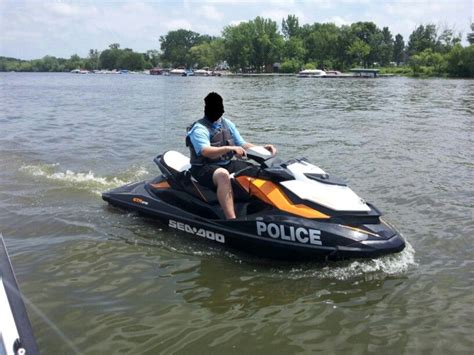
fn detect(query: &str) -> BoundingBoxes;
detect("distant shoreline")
[1,71,399,78]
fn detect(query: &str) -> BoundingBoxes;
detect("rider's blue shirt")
[187,117,246,164]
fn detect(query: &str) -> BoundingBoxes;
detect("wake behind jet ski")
[102,147,405,261]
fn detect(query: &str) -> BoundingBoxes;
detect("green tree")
[348,22,386,66]
[408,49,447,76]
[99,49,117,69]
[66,54,84,70]
[37,55,60,71]
[223,22,252,71]
[19,61,33,72]
[189,38,224,68]
[145,50,161,67]
[159,29,201,67]
[98,44,124,69]
[283,37,305,62]
[437,28,461,53]
[302,23,340,67]
[189,42,214,68]
[223,17,282,72]
[379,27,394,66]
[334,25,355,69]
[282,14,300,39]
[468,23,474,45]
[250,17,283,72]
[430,51,447,75]
[409,54,423,75]
[279,59,302,73]
[393,34,405,65]
[446,43,474,77]
[117,51,145,70]
[347,38,371,67]
[85,49,100,70]
[407,24,438,55]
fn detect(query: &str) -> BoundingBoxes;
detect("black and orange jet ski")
[102,147,405,260]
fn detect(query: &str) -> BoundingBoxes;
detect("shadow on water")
[173,255,410,315]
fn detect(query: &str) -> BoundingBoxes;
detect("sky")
[0,0,472,60]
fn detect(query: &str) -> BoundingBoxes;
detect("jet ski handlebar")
[245,146,274,164]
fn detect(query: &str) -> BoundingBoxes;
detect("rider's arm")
[201,146,238,159]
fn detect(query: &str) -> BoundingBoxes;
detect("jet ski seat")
[161,151,191,174]
[154,151,220,204]
[154,151,251,207]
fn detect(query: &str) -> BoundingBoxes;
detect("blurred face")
[206,107,224,121]
[204,92,225,122]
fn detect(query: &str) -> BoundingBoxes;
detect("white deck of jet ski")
[282,162,370,212]
[162,150,370,212]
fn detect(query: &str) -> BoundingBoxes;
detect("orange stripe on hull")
[237,177,329,219]
[150,181,170,189]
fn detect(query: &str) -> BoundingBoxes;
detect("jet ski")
[102,147,405,260]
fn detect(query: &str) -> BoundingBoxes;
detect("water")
[0,73,472,354]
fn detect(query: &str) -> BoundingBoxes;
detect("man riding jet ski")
[102,93,405,260]
[186,92,276,219]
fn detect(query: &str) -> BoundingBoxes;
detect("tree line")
[0,44,160,73]
[1,16,472,77]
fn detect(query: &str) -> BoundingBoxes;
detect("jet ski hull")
[102,181,405,261]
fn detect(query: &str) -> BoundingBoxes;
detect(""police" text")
[256,221,322,245]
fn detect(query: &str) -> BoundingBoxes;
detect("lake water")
[0,73,472,354]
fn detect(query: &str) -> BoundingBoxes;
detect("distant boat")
[297,69,326,78]
[325,70,343,76]
[169,68,187,76]
[70,69,89,74]
[169,68,195,76]
[194,69,212,76]
[150,68,164,75]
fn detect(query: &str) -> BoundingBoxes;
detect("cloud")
[199,5,224,21]
[228,19,247,27]
[327,16,351,26]
[164,19,194,31]
[44,3,99,17]
[1,0,471,59]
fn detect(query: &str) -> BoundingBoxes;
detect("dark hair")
[204,92,224,122]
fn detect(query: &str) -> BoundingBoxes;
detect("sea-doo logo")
[256,221,322,245]
[169,220,225,243]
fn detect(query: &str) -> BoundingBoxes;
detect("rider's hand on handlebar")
[231,146,247,158]
[264,144,277,156]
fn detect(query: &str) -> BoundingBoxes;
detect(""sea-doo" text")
[256,221,322,245]
[169,220,225,243]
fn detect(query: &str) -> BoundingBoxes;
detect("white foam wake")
[20,163,149,195]
[316,240,417,280]
[269,238,417,281]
